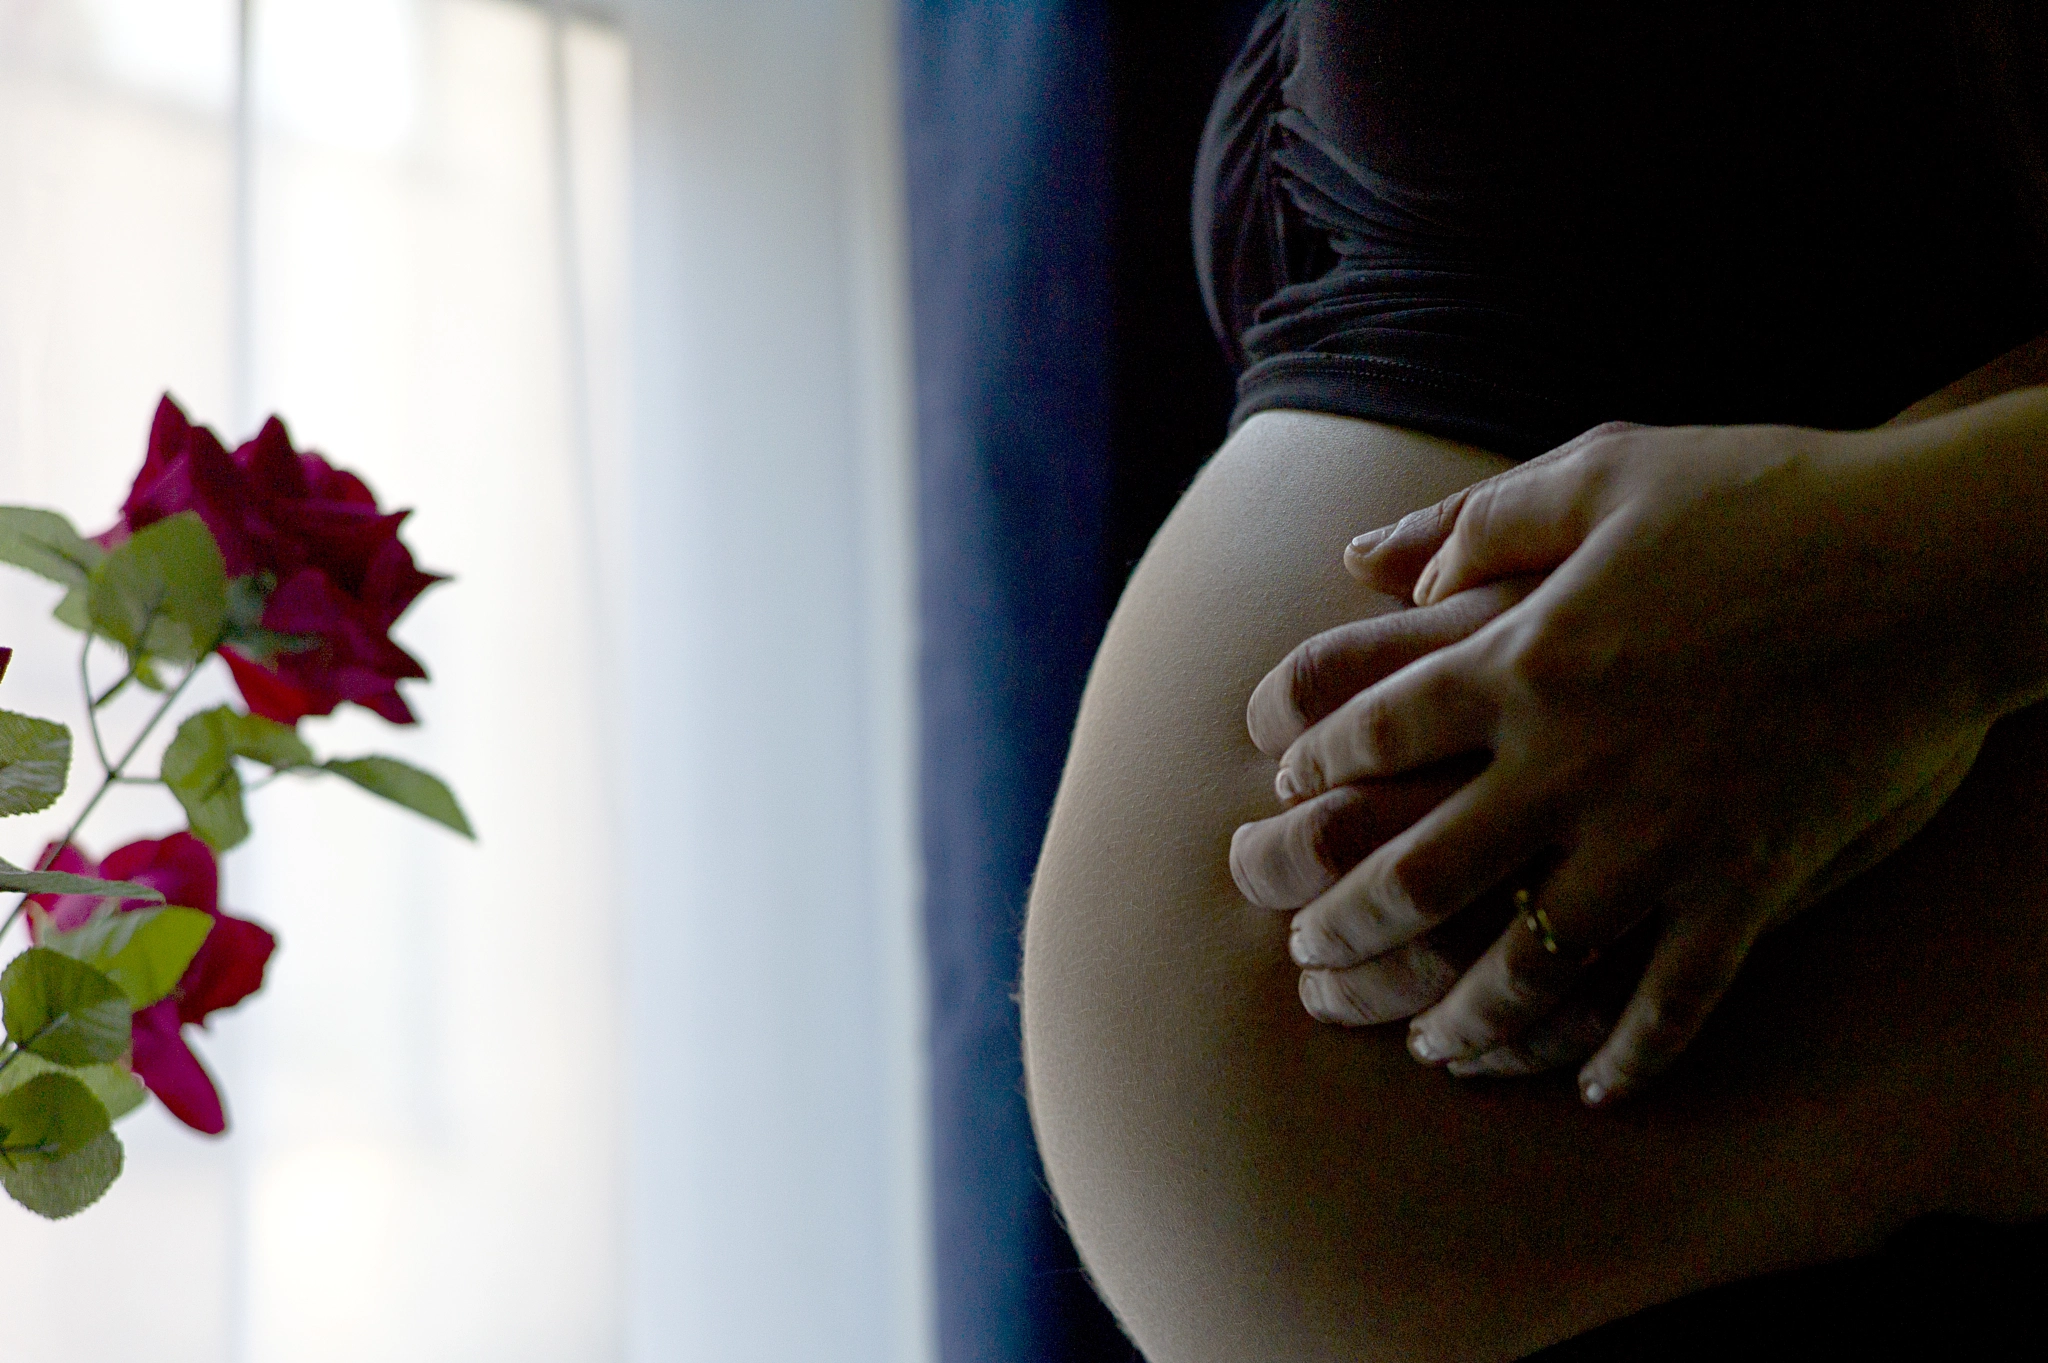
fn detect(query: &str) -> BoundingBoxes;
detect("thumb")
[1407,422,1640,605]
[1344,423,1639,600]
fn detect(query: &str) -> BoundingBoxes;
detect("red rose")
[106,395,443,725]
[29,834,277,1135]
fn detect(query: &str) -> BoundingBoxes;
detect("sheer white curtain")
[620,3,930,1361]
[0,1,927,1359]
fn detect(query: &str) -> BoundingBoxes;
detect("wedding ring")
[1514,887,1562,955]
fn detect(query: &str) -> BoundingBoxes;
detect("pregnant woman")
[1021,3,2048,1360]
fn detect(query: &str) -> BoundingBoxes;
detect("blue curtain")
[900,6,1125,1362]
[901,4,1258,1360]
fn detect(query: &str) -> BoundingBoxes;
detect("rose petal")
[130,999,226,1135]
[223,647,321,725]
[99,832,219,914]
[177,912,276,1025]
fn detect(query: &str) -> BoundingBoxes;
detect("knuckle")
[1351,692,1404,770]
[1493,600,1596,701]
[1297,787,1364,882]
[1369,848,1426,925]
[1631,990,1706,1056]
[1279,644,1321,732]
[1443,490,1492,562]
[1320,895,1384,959]
[1408,491,1464,543]
[1580,419,1639,447]
[1324,969,1378,1024]
[1494,959,1556,1014]
[1285,632,1358,731]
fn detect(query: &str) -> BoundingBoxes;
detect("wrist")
[1851,386,2048,717]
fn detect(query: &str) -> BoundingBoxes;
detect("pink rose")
[29,834,276,1135]
[105,395,443,725]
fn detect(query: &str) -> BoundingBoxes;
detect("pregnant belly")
[1020,410,2048,1363]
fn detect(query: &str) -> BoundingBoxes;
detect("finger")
[1274,650,1496,804]
[1344,423,1640,595]
[1247,579,1540,756]
[1342,498,1469,590]
[1289,761,1551,967]
[1413,444,1627,607]
[1406,842,1658,1064]
[1231,761,1480,910]
[1444,999,1613,1078]
[1577,910,1760,1106]
[1297,932,1464,1028]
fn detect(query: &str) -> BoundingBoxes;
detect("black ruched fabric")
[1196,0,2048,456]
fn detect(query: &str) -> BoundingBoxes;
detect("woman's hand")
[1239,411,2040,1104]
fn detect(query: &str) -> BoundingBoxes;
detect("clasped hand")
[1231,418,2000,1104]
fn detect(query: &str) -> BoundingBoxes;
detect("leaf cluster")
[0,904,210,1217]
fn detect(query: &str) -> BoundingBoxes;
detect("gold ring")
[1514,887,1562,955]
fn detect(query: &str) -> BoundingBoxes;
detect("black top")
[1196,0,2048,455]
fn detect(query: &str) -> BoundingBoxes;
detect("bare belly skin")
[1020,409,2048,1363]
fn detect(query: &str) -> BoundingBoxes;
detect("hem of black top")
[1231,351,1583,460]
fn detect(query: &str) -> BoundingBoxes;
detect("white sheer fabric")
[0,2,630,1357]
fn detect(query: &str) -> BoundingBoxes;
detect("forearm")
[1852,384,2048,718]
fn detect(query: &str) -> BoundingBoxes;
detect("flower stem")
[78,633,113,772]
[0,648,214,941]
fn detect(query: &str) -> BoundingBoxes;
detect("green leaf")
[162,723,246,850]
[0,857,165,903]
[221,573,318,663]
[0,709,70,817]
[0,508,103,589]
[1,1129,123,1218]
[86,511,226,666]
[0,950,131,1066]
[162,707,313,851]
[0,1070,111,1163]
[220,710,314,770]
[52,583,89,632]
[324,756,474,838]
[0,1051,147,1121]
[40,905,212,1008]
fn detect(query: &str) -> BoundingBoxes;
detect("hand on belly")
[1230,414,2015,1108]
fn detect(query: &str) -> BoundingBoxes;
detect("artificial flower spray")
[0,396,468,1218]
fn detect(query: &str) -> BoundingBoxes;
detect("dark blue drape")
[902,4,1259,1361]
[901,6,1124,1363]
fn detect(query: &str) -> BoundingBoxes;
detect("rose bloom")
[105,395,442,725]
[29,833,276,1135]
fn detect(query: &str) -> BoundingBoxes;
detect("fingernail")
[1290,924,1340,968]
[1299,971,1357,1024]
[1408,1027,1440,1062]
[1413,558,1441,605]
[1274,766,1304,803]
[1347,528,1391,555]
[1581,1078,1607,1106]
